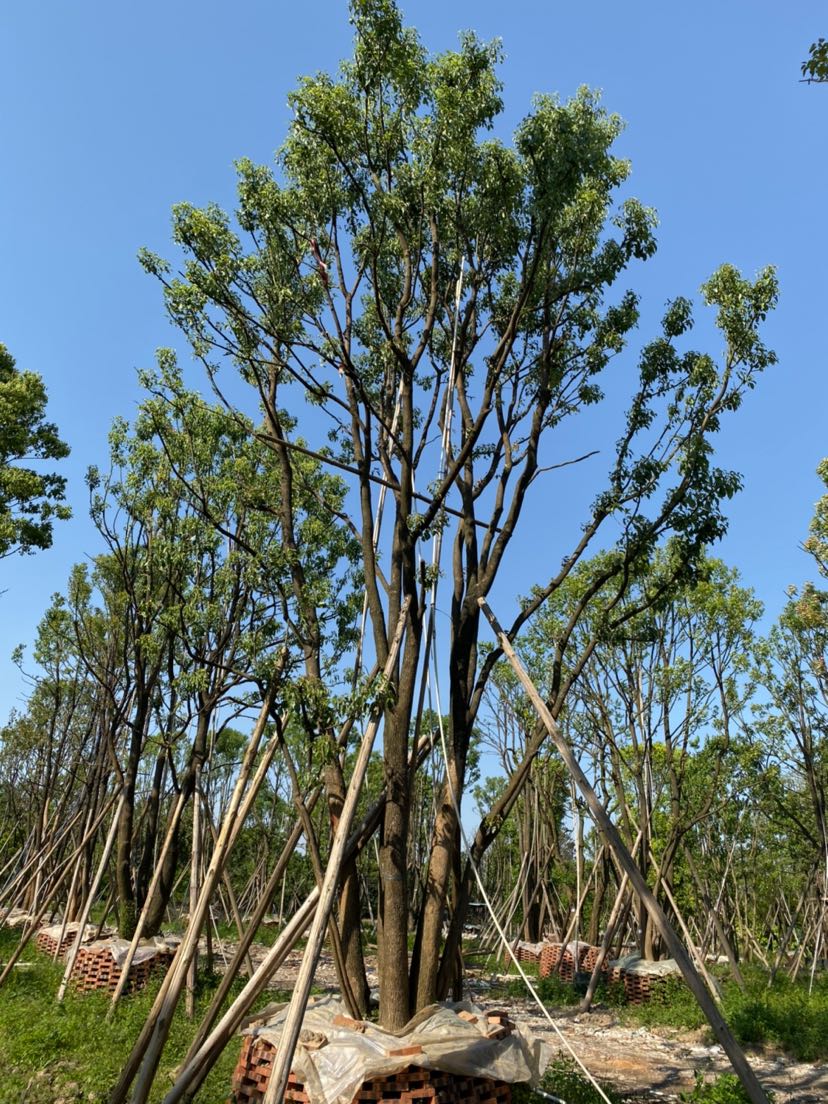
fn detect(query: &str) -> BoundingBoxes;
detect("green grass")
[678,1072,768,1104]
[614,966,828,1063]
[512,1058,624,1104]
[0,927,286,1104]
[490,954,828,1064]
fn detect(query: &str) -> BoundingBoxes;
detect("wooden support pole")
[107,788,189,1017]
[109,694,275,1104]
[163,891,318,1104]
[262,598,410,1104]
[0,791,120,989]
[186,770,202,1020]
[57,792,125,1001]
[200,798,255,979]
[164,712,435,1104]
[579,832,642,1013]
[646,847,722,1003]
[683,844,745,990]
[179,812,311,1067]
[479,598,771,1104]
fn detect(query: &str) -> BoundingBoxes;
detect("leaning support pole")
[186,769,202,1020]
[0,791,121,989]
[110,693,276,1104]
[579,832,642,1013]
[163,891,318,1104]
[107,788,189,1017]
[58,792,126,1001]
[263,597,411,1104]
[479,598,771,1104]
[163,716,433,1104]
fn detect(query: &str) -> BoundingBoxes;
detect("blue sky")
[1,1,826,719]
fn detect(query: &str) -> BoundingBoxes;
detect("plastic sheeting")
[2,908,35,927]
[38,922,101,945]
[244,997,551,1104]
[608,954,682,977]
[81,933,181,966]
[510,940,544,958]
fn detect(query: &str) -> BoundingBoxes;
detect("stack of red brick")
[501,941,543,968]
[538,942,588,982]
[35,923,102,959]
[69,940,175,994]
[538,942,678,1005]
[618,970,660,1005]
[231,1037,513,1104]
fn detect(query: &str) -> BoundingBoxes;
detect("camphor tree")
[0,342,70,560]
[140,0,777,1028]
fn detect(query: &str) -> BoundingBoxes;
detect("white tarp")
[609,953,682,977]
[245,997,550,1104]
[79,933,181,966]
[38,922,100,945]
[512,940,544,957]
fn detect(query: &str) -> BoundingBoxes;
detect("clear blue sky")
[1,1,825,719]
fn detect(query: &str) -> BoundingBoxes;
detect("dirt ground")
[230,944,828,1104]
[495,996,828,1103]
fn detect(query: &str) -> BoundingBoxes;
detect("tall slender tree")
[140,0,777,1026]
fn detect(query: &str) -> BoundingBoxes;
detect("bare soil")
[495,996,828,1103]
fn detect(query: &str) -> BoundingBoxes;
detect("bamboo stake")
[647,847,722,1003]
[164,777,403,1104]
[164,891,318,1104]
[186,769,202,1020]
[479,597,771,1104]
[0,808,83,920]
[0,791,120,989]
[124,693,278,1104]
[263,598,410,1104]
[200,798,255,977]
[549,846,604,979]
[57,792,126,1001]
[107,788,189,1017]
[52,853,83,962]
[180,812,312,1067]
[166,717,436,1104]
[580,832,642,1012]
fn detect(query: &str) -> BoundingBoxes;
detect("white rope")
[418,258,613,1104]
[425,646,613,1104]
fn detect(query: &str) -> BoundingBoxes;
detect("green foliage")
[679,1072,761,1104]
[619,975,706,1032]
[802,38,828,83]
[0,342,70,559]
[723,974,828,1063]
[513,1058,623,1104]
[804,457,828,577]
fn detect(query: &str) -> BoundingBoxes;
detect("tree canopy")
[802,38,828,83]
[138,0,777,1029]
[0,342,70,559]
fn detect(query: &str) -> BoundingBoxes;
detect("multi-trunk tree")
[138,0,778,1028]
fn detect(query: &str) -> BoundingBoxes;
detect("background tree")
[802,39,828,83]
[0,342,70,559]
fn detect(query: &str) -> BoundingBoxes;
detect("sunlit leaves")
[0,343,71,558]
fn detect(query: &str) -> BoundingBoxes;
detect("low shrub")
[679,1071,773,1104]
[512,1058,623,1104]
